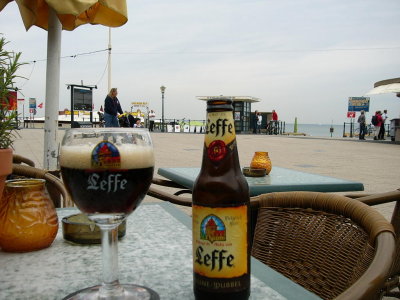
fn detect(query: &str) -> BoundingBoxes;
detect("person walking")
[148,110,156,132]
[357,110,366,140]
[378,109,388,140]
[104,88,123,128]
[373,111,383,141]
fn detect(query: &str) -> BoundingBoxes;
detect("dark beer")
[192,98,250,300]
[60,142,154,216]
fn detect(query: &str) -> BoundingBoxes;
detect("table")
[0,203,321,300]
[158,167,364,196]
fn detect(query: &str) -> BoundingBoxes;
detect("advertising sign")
[348,97,370,112]
[73,88,93,111]
[29,98,37,109]
[131,101,148,118]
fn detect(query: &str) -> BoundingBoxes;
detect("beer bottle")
[192,98,250,300]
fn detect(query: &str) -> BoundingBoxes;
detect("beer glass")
[60,128,158,300]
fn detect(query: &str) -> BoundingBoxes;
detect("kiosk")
[197,96,260,133]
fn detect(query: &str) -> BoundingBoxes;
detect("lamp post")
[160,85,166,132]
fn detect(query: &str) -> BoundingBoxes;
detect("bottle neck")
[203,110,238,166]
[205,110,236,145]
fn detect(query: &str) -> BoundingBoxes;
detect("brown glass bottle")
[192,98,250,300]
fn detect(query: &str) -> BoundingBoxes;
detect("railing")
[155,119,206,133]
[266,121,285,135]
[343,122,390,138]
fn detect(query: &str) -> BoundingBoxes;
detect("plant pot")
[0,148,13,200]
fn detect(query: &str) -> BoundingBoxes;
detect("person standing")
[378,109,388,140]
[357,110,366,140]
[148,110,156,132]
[272,109,278,134]
[253,110,259,134]
[257,112,262,133]
[373,111,383,140]
[104,88,123,128]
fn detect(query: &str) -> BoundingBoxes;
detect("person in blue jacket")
[104,88,123,127]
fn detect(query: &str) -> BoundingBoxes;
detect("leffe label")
[91,140,121,169]
[205,111,236,162]
[86,141,127,193]
[192,204,248,278]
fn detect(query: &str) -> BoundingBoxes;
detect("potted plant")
[0,35,24,198]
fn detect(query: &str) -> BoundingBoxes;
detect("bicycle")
[354,124,374,137]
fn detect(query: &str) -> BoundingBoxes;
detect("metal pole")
[43,8,61,170]
[161,91,165,132]
[108,28,112,92]
[160,86,166,132]
[350,120,353,138]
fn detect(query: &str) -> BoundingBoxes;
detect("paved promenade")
[12,128,400,221]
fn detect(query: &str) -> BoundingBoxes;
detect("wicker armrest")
[11,164,73,207]
[13,154,35,167]
[147,185,192,207]
[346,189,400,206]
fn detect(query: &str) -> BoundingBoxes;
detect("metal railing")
[343,122,390,138]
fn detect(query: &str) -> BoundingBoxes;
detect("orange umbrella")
[0,0,127,170]
[0,0,127,30]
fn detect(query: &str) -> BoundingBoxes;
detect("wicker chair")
[10,164,73,207]
[346,189,400,298]
[149,179,396,299]
[250,191,396,300]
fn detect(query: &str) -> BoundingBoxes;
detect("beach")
[12,128,400,222]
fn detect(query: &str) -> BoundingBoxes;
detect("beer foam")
[60,144,155,169]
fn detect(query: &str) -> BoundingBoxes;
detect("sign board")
[29,98,36,109]
[131,102,148,117]
[73,88,93,111]
[131,101,148,107]
[347,112,356,118]
[348,97,369,112]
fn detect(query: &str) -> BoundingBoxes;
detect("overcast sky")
[1,0,399,124]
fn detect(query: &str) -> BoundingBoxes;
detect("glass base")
[63,284,159,300]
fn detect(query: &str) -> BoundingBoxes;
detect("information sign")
[348,97,369,112]
[29,98,36,109]
[73,88,93,111]
[347,112,356,118]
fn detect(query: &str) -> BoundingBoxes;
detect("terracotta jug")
[250,151,272,175]
[0,179,59,252]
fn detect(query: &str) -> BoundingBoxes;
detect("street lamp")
[160,85,166,132]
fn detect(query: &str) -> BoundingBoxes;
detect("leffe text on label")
[87,173,127,193]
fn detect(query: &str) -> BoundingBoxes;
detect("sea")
[283,123,352,138]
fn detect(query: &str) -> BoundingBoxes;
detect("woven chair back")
[251,191,394,300]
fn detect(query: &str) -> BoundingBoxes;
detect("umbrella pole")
[43,8,61,170]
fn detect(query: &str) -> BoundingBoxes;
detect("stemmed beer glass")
[60,128,158,300]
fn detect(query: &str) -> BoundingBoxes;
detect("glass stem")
[98,224,124,298]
